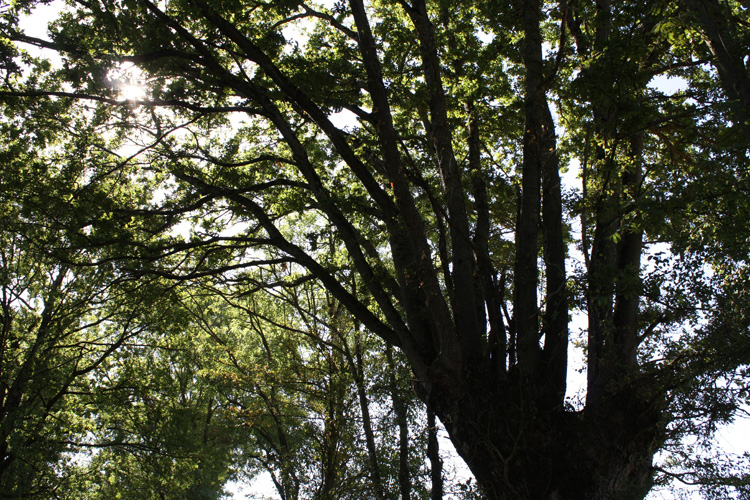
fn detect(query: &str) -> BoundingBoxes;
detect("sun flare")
[108,63,147,102]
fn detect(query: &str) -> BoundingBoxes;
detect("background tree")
[61,294,245,500]
[0,90,196,497]
[197,268,439,500]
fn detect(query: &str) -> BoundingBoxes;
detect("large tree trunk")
[426,378,660,500]
[405,0,662,497]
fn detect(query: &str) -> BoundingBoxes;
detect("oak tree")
[3,0,750,498]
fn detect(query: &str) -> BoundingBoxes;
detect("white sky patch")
[328,107,360,131]
[648,74,690,96]
[225,472,276,499]
[476,26,494,45]
[17,1,64,42]
[16,0,67,72]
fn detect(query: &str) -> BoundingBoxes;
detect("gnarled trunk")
[424,375,660,500]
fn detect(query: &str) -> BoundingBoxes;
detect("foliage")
[1,0,749,499]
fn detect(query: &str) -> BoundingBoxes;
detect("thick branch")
[515,0,544,377]
[466,104,506,378]
[406,0,482,364]
[174,171,412,360]
[681,0,750,145]
[348,0,461,378]
[188,0,398,218]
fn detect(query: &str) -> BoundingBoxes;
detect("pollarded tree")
[2,0,750,498]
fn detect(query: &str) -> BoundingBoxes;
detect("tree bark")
[514,0,543,376]
[429,381,659,500]
[405,0,483,365]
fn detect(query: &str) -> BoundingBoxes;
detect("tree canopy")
[1,0,750,499]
